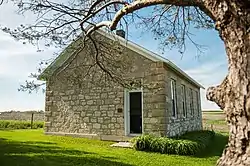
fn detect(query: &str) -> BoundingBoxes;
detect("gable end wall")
[44,36,168,140]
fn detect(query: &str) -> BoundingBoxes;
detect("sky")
[0,3,228,112]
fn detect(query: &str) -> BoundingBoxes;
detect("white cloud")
[184,60,228,110]
[185,61,227,85]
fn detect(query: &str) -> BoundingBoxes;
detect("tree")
[1,0,250,165]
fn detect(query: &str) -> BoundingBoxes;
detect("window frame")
[196,91,200,117]
[170,79,177,118]
[190,88,194,116]
[181,84,187,118]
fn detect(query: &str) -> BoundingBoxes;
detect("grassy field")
[0,129,228,166]
[202,111,228,132]
[0,120,44,129]
[0,111,228,166]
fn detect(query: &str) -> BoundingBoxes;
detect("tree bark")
[205,1,250,165]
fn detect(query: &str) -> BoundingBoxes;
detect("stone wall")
[44,32,166,140]
[164,64,202,137]
[0,111,44,121]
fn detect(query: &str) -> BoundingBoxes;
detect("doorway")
[129,92,142,134]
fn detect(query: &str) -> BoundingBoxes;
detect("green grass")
[0,120,44,129]
[204,120,227,125]
[0,129,228,166]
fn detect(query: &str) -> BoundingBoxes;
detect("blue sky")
[0,3,227,111]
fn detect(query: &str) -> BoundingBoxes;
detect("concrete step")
[110,142,133,148]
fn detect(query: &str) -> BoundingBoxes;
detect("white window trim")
[170,79,177,118]
[190,88,194,116]
[196,91,200,117]
[181,84,187,118]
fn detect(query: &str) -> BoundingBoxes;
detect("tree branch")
[206,76,229,109]
[83,0,203,32]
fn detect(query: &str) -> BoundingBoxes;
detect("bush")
[0,120,44,129]
[131,130,215,155]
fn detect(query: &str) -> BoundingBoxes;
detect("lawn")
[0,129,228,166]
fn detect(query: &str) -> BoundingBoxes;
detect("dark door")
[129,92,142,134]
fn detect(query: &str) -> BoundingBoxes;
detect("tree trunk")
[206,1,250,166]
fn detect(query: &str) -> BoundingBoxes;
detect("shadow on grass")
[20,141,57,145]
[195,133,228,158]
[0,138,133,166]
[0,155,134,166]
[0,138,93,155]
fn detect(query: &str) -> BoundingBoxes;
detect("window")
[171,79,177,117]
[196,91,200,116]
[181,85,187,118]
[190,88,194,116]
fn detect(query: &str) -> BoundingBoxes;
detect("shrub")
[131,130,215,155]
[0,120,44,129]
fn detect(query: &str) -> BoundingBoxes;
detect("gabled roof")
[38,28,204,89]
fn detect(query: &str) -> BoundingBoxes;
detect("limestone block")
[79,95,84,100]
[75,100,80,105]
[47,101,53,106]
[108,124,115,129]
[150,118,158,124]
[152,109,165,117]
[95,111,101,117]
[111,130,117,135]
[90,118,97,123]
[100,93,108,98]
[107,111,114,117]
[96,100,102,105]
[108,95,116,99]
[117,117,123,123]
[72,95,78,100]
[100,105,109,111]
[61,96,68,101]
[97,117,103,123]
[104,99,113,105]
[85,96,91,100]
[115,123,121,128]
[103,117,111,124]
[102,124,108,129]
[111,118,117,123]
[87,100,94,105]
[44,122,51,127]
[72,106,78,111]
[90,105,98,111]
[116,130,124,136]
[83,117,89,123]
[70,101,75,106]
[45,111,52,116]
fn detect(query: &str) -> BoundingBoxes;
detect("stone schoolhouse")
[39,27,204,141]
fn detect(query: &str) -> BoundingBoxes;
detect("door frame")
[124,88,143,136]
